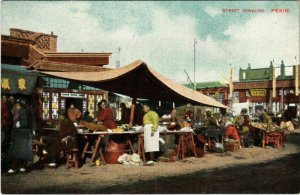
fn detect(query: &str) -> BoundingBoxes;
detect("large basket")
[224,142,239,152]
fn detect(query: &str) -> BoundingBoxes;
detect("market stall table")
[78,130,139,165]
[250,122,285,148]
[138,129,197,162]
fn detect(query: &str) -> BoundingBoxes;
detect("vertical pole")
[129,97,137,127]
[272,67,276,98]
[193,38,197,121]
[280,89,284,111]
[295,64,299,96]
[193,38,197,91]
[229,65,233,109]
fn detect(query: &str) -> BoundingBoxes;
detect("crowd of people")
[1,95,297,173]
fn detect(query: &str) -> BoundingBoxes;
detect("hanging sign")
[249,89,266,97]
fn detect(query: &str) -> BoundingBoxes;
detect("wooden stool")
[33,139,45,160]
[66,148,79,169]
[176,133,197,160]
[264,132,282,149]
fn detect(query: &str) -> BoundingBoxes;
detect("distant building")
[184,81,229,105]
[234,61,299,115]
[183,61,299,116]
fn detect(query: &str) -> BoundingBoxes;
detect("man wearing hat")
[237,108,253,147]
[7,98,33,174]
[204,109,219,129]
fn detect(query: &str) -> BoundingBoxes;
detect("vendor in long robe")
[7,98,33,174]
[94,100,117,149]
[95,100,117,129]
[143,104,160,161]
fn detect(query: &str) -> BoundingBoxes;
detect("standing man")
[8,98,33,174]
[95,100,117,129]
[143,104,160,161]
[94,100,117,149]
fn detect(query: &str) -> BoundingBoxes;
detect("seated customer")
[225,121,241,147]
[47,110,78,167]
[68,103,82,122]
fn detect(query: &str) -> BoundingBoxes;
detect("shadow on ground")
[2,132,300,194]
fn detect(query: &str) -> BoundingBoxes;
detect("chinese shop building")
[1,28,112,126]
[233,61,299,116]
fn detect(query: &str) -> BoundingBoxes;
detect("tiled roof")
[183,81,227,89]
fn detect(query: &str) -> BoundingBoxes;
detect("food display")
[79,121,107,131]
[112,128,124,133]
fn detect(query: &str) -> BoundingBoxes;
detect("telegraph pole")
[116,47,121,68]
[193,38,197,91]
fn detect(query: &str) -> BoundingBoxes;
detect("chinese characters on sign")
[249,89,266,97]
[1,77,27,91]
[18,78,26,90]
[1,78,10,90]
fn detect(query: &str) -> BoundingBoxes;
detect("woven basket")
[224,142,239,152]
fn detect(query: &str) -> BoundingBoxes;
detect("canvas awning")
[40,60,227,109]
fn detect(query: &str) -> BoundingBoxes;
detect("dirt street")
[1,130,300,194]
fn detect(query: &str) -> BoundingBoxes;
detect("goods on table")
[118,124,130,131]
[181,122,191,128]
[167,122,178,130]
[79,121,107,131]
[112,128,124,133]
[250,122,280,132]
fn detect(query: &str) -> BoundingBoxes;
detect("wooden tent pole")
[129,97,137,127]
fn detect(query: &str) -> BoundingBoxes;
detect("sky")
[1,1,299,84]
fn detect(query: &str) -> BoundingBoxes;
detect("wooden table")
[138,130,197,162]
[78,131,140,165]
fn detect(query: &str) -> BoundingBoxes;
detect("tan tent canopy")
[40,60,227,109]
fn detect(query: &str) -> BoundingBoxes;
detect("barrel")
[104,137,128,164]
